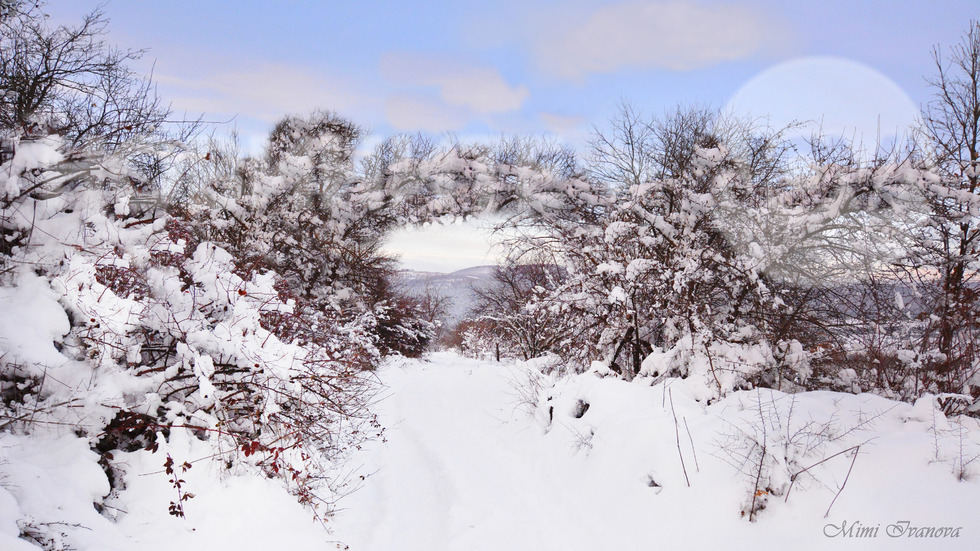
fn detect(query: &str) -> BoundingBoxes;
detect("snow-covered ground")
[332,352,980,550]
[0,426,343,550]
[3,351,979,549]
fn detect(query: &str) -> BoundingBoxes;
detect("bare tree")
[413,282,450,340]
[0,0,38,24]
[471,262,567,361]
[913,20,980,395]
[0,5,169,150]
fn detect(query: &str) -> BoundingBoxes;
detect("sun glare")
[725,56,920,145]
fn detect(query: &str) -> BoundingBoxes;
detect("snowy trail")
[330,352,980,551]
[332,353,605,551]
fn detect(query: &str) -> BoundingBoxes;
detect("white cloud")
[539,112,586,134]
[536,1,770,79]
[383,220,501,272]
[440,67,529,113]
[380,54,529,114]
[536,112,589,148]
[385,95,469,133]
[154,63,375,123]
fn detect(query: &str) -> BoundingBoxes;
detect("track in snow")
[331,352,606,551]
[329,351,980,551]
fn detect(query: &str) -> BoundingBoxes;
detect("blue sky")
[47,0,979,270]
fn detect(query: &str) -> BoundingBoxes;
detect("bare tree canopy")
[0,3,168,149]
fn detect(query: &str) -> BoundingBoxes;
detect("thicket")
[0,1,607,517]
[0,2,431,517]
[2,1,979,528]
[460,25,980,415]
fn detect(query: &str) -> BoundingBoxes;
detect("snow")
[0,348,978,549]
[109,429,336,551]
[0,272,71,368]
[1,136,64,199]
[0,430,336,551]
[0,433,130,551]
[330,352,980,550]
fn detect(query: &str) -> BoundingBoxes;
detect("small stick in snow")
[749,391,767,522]
[684,417,700,472]
[669,389,691,487]
[825,446,860,518]
[784,444,862,503]
[704,343,722,395]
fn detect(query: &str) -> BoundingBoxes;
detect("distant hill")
[397,265,498,324]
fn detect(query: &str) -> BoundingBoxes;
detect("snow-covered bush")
[492,100,979,409]
[1,12,413,521]
[909,21,980,402]
[496,109,790,395]
[463,263,567,361]
[187,112,436,360]
[454,319,516,361]
[0,127,383,516]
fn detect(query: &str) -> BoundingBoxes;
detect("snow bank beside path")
[334,352,980,550]
[0,429,337,551]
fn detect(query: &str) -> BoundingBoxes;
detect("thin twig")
[704,342,722,394]
[784,444,863,503]
[669,389,690,487]
[825,446,860,518]
[749,391,767,521]
[683,417,700,472]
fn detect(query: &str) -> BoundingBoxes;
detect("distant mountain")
[397,265,498,324]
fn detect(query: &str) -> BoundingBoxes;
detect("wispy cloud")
[539,112,586,134]
[380,53,529,114]
[384,95,469,133]
[154,62,377,124]
[534,1,772,79]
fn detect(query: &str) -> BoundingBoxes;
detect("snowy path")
[331,353,608,551]
[330,352,980,551]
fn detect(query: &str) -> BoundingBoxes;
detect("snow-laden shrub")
[460,263,568,362]
[491,103,977,412]
[455,318,517,361]
[0,132,381,516]
[185,112,435,360]
[500,135,785,387]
